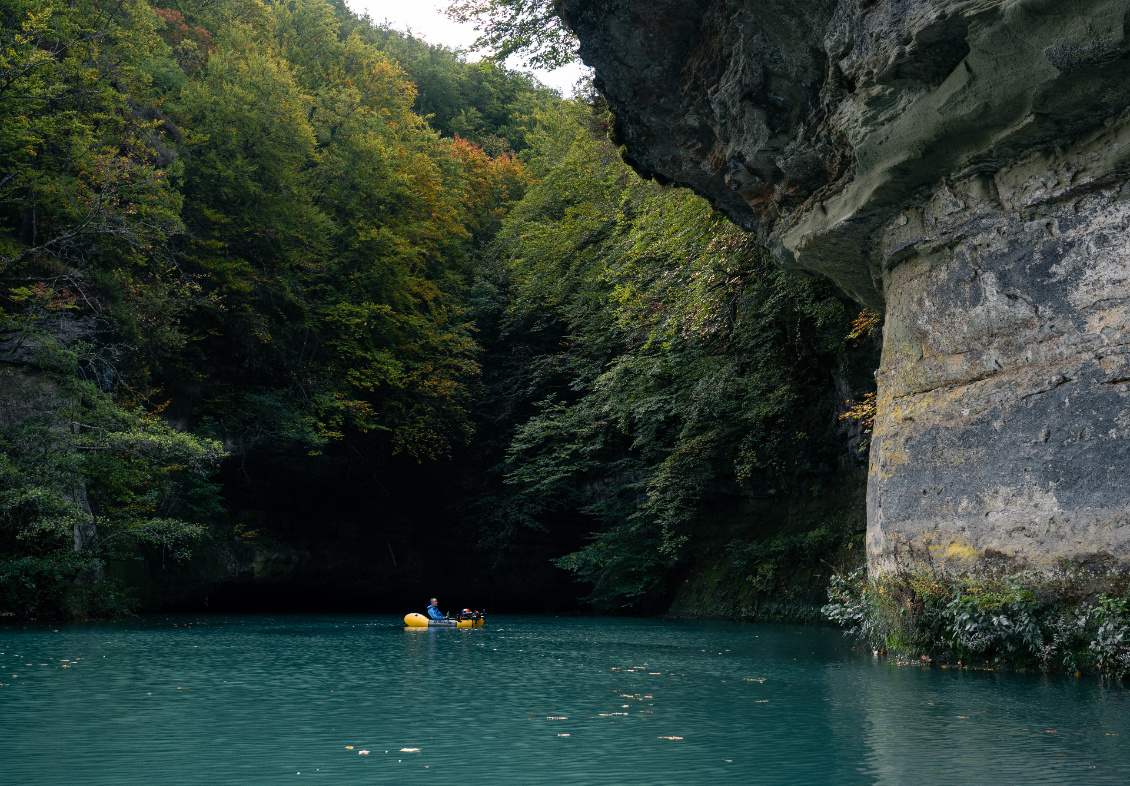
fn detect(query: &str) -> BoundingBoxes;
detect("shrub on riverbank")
[823,569,1130,678]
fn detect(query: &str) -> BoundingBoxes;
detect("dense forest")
[0,0,879,621]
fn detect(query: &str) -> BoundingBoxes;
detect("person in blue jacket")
[427,598,447,620]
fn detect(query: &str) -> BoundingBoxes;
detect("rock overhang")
[562,0,1130,579]
[560,0,1130,308]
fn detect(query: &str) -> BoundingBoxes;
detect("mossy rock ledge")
[562,0,1130,582]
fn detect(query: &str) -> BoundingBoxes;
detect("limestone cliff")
[561,0,1130,579]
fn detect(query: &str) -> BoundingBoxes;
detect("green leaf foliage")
[0,329,224,619]
[445,0,577,70]
[353,19,561,152]
[1,0,876,619]
[468,98,876,609]
[0,0,540,617]
[824,569,1130,678]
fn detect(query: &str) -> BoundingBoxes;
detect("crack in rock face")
[563,0,1130,580]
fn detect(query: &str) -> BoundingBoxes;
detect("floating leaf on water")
[358,750,370,755]
[345,746,354,750]
[957,716,969,719]
[557,734,570,737]
[658,736,683,740]
[400,748,421,752]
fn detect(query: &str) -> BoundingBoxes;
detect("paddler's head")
[430,598,438,607]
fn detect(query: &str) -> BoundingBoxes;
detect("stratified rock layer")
[873,129,1130,575]
[561,0,1130,577]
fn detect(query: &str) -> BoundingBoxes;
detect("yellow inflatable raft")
[404,612,484,628]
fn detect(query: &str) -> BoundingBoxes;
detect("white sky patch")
[346,0,588,96]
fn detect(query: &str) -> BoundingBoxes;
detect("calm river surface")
[1,615,1129,784]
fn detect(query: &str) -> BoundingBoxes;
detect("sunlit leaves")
[0,0,182,278]
[1,0,544,617]
[166,3,534,460]
[445,0,578,70]
[359,27,560,152]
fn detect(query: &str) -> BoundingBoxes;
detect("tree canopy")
[0,0,541,617]
[462,98,879,608]
[446,0,577,69]
[0,0,876,619]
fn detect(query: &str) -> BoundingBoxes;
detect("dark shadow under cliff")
[111,443,590,616]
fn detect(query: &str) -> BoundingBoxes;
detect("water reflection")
[834,653,1130,784]
[0,616,1128,784]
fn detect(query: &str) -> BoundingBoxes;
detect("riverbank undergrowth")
[823,568,1130,679]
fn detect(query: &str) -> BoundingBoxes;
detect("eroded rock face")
[562,0,1130,577]
[873,129,1130,576]
[563,0,1130,303]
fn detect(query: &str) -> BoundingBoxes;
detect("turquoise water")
[1,615,1129,785]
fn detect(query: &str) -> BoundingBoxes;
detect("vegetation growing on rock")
[824,569,1130,679]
